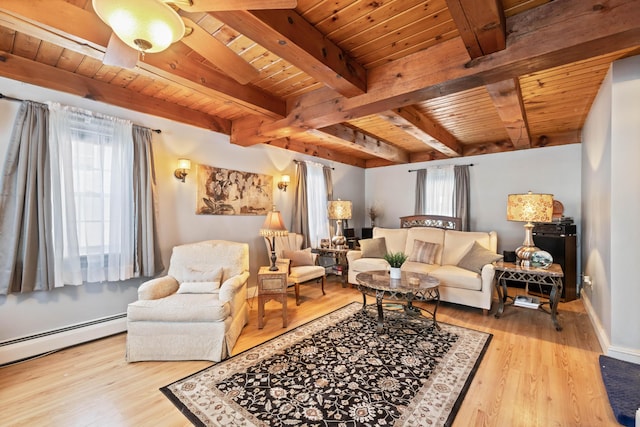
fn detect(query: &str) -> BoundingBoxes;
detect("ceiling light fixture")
[92,0,185,56]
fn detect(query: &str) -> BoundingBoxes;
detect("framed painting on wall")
[196,164,273,215]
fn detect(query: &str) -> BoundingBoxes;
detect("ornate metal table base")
[494,262,564,331]
[355,270,440,333]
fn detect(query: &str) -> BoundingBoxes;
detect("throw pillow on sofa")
[177,266,223,293]
[457,241,503,273]
[359,237,387,258]
[283,248,315,266]
[408,239,440,264]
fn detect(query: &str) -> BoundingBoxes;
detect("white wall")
[364,145,582,254]
[582,55,640,363]
[0,77,365,343]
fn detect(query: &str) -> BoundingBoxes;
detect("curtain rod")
[294,159,335,170]
[0,93,162,134]
[408,163,474,172]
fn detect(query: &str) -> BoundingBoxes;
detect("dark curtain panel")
[132,126,164,276]
[454,165,470,231]
[414,169,427,214]
[0,101,55,294]
[292,161,310,247]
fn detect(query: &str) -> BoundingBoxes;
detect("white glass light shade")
[93,0,185,53]
[281,175,290,184]
[177,158,191,171]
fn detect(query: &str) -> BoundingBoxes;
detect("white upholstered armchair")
[265,233,326,305]
[126,240,250,362]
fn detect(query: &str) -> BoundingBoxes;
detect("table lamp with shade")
[507,192,554,265]
[327,199,352,249]
[260,206,288,271]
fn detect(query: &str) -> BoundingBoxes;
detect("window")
[305,162,330,247]
[423,165,455,216]
[49,104,135,284]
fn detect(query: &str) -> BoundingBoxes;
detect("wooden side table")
[493,261,564,331]
[257,266,288,329]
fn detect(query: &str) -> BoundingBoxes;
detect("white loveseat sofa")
[126,240,250,362]
[347,227,500,313]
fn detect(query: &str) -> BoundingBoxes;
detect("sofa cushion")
[283,248,315,266]
[127,294,229,322]
[359,237,387,258]
[177,281,221,294]
[429,265,483,291]
[401,260,440,275]
[442,230,493,265]
[373,228,407,255]
[457,241,503,273]
[407,240,440,264]
[350,257,389,273]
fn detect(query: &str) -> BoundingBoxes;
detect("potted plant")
[384,252,407,279]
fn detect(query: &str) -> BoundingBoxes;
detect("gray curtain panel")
[0,101,55,294]
[292,161,310,247]
[132,126,164,277]
[414,169,427,214]
[454,165,470,231]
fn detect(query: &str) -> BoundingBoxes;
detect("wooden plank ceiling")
[0,0,638,168]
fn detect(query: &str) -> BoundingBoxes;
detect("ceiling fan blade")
[181,17,259,85]
[103,33,138,69]
[176,0,297,12]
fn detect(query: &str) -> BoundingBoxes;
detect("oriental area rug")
[161,302,492,427]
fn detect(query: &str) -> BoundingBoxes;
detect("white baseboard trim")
[0,314,127,366]
[581,294,640,364]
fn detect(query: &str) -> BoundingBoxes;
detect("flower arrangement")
[368,206,378,227]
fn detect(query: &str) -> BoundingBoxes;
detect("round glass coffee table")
[355,270,440,333]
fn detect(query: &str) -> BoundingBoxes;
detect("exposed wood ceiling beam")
[210,9,367,97]
[266,137,367,168]
[309,125,409,164]
[232,0,639,146]
[485,78,531,149]
[0,0,285,118]
[0,51,231,133]
[445,0,506,58]
[462,130,581,157]
[379,106,462,157]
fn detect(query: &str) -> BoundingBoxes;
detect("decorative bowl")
[530,250,553,269]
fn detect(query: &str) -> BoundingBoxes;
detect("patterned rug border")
[161,302,493,426]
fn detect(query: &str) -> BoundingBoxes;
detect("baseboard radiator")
[0,313,127,366]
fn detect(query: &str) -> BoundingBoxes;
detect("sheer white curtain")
[305,161,330,248]
[48,103,134,285]
[424,165,455,216]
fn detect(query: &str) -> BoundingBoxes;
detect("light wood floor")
[0,277,618,426]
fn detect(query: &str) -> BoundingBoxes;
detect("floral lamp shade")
[327,200,352,220]
[507,192,554,266]
[507,193,553,224]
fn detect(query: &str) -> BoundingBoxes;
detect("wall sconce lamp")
[174,158,191,183]
[277,175,291,192]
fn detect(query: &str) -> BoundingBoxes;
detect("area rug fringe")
[161,302,492,426]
